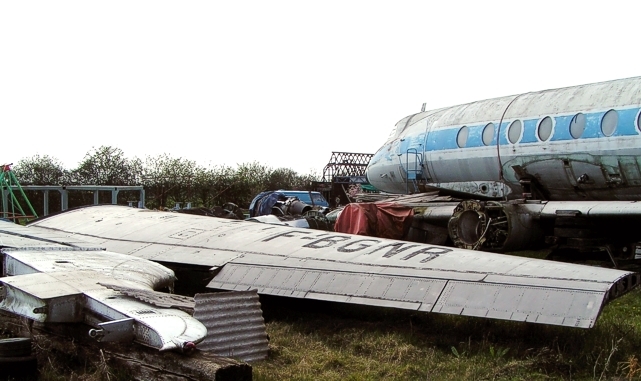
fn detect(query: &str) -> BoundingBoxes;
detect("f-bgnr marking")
[263,230,452,263]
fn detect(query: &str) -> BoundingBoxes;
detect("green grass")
[252,288,641,381]
[5,289,641,380]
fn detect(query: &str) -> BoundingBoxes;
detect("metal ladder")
[403,148,424,194]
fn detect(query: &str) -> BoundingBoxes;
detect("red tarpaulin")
[333,202,413,239]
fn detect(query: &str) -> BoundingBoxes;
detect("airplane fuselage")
[366,77,641,201]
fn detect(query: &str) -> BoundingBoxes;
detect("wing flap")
[207,263,449,312]
[208,263,608,328]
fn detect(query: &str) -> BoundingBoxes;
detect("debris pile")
[247,191,332,230]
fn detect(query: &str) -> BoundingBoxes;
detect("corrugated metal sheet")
[193,290,268,362]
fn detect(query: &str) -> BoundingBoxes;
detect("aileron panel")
[433,281,604,328]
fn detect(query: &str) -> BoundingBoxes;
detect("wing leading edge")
[24,205,640,328]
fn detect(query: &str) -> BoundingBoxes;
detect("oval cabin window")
[538,116,553,141]
[482,123,494,146]
[570,113,586,139]
[601,109,618,137]
[508,120,522,144]
[457,126,469,148]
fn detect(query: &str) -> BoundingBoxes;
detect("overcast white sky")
[1,1,639,175]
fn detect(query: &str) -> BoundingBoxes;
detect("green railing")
[1,164,38,223]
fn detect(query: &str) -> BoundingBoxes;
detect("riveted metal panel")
[207,263,447,310]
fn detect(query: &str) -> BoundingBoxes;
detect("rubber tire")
[0,337,32,357]
[0,355,38,379]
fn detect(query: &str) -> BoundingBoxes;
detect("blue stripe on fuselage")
[420,107,640,151]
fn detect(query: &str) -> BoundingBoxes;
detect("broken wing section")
[208,255,638,329]
[0,249,207,351]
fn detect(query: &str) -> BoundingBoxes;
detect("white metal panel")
[0,273,83,322]
[540,200,641,218]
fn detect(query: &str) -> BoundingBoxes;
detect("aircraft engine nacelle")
[447,200,546,252]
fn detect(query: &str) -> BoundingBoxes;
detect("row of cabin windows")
[455,109,637,148]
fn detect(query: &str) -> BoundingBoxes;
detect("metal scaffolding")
[321,152,373,182]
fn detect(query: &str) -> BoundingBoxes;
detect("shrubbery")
[12,146,319,213]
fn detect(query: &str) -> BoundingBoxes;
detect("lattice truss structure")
[321,152,373,182]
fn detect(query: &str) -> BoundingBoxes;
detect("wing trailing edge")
[207,262,636,328]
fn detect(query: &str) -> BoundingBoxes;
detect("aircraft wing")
[16,205,640,329]
[536,200,641,218]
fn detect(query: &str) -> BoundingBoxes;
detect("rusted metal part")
[100,283,196,313]
[322,152,374,182]
[447,200,545,252]
[194,290,269,363]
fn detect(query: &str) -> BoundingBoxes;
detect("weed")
[489,345,509,360]
[618,355,641,381]
[450,346,465,359]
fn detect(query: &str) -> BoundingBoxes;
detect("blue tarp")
[248,191,288,217]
